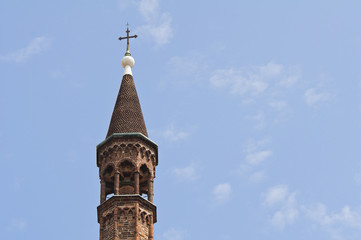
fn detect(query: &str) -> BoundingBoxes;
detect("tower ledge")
[97,194,157,223]
[96,132,158,167]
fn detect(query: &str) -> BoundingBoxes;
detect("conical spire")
[106,26,148,138]
[106,74,148,138]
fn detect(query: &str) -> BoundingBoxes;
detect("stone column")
[134,172,140,194]
[148,180,154,202]
[114,171,120,195]
[100,180,106,203]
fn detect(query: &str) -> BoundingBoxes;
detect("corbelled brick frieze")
[97,133,158,169]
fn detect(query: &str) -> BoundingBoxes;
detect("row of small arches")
[100,143,155,163]
[102,208,152,225]
[102,160,153,181]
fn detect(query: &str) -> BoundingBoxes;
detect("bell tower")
[96,27,158,240]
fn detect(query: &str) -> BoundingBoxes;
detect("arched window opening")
[139,164,151,197]
[103,165,115,199]
[118,160,136,194]
[120,160,135,181]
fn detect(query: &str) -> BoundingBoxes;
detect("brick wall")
[118,208,136,239]
[98,196,155,240]
[103,215,115,240]
[138,213,150,240]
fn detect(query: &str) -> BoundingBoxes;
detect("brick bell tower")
[96,27,158,240]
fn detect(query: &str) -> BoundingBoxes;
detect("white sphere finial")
[121,55,135,76]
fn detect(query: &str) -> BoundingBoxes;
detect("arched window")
[103,165,115,198]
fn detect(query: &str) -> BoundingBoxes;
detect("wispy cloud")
[173,164,198,181]
[237,139,272,183]
[162,124,190,142]
[168,54,208,78]
[210,62,300,128]
[246,113,266,130]
[210,68,268,96]
[261,184,361,238]
[268,100,287,111]
[304,203,361,228]
[304,88,330,106]
[303,203,361,239]
[263,185,299,229]
[0,36,49,62]
[246,150,272,165]
[249,171,266,183]
[264,185,289,206]
[270,193,298,229]
[137,0,173,46]
[212,183,232,203]
[210,62,300,98]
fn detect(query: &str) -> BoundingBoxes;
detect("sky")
[1,0,361,239]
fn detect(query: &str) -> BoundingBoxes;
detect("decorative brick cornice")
[96,133,158,167]
[97,195,157,223]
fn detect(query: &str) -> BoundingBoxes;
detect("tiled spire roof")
[106,74,148,138]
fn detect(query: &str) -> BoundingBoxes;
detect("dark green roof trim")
[96,133,158,165]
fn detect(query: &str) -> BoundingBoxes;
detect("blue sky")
[1,0,361,239]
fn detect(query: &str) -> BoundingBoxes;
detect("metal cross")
[118,24,138,54]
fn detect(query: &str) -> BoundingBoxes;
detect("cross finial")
[118,23,138,56]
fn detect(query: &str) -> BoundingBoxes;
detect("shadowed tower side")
[96,27,158,240]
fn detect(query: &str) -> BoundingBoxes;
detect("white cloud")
[212,183,231,203]
[138,0,159,21]
[303,203,361,240]
[162,124,190,141]
[138,14,172,46]
[270,193,298,229]
[210,62,300,98]
[249,171,266,182]
[279,65,301,87]
[246,150,272,165]
[269,100,287,111]
[264,185,289,206]
[168,54,208,77]
[259,61,284,77]
[263,185,299,229]
[245,138,271,152]
[162,227,185,240]
[210,68,268,96]
[262,184,361,237]
[237,139,271,183]
[137,0,173,46]
[173,164,198,181]
[304,203,361,228]
[117,0,135,11]
[0,36,49,62]
[246,113,266,129]
[304,88,330,106]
